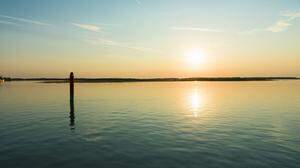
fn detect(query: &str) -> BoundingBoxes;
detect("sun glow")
[185,48,206,69]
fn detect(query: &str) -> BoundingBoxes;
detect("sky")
[0,0,299,78]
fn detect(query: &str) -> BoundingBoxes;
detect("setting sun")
[185,48,206,69]
[0,1,299,167]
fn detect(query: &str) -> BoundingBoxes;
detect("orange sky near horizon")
[0,0,299,78]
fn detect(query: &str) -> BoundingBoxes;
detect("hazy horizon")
[2,75,300,79]
[1,0,300,78]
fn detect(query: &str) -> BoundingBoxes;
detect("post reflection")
[69,72,75,129]
[69,97,75,129]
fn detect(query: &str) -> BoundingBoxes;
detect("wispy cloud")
[86,38,160,53]
[72,23,101,32]
[239,28,263,35]
[280,11,300,21]
[241,10,300,34]
[135,0,142,5]
[87,38,119,46]
[170,27,223,33]
[0,14,50,26]
[267,20,291,33]
[0,20,21,26]
[125,45,159,53]
[267,11,300,32]
[97,23,122,27]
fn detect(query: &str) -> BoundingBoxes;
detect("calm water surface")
[0,81,299,168]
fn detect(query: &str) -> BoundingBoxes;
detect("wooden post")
[70,72,74,99]
[69,72,75,128]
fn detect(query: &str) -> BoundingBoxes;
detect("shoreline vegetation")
[1,77,299,83]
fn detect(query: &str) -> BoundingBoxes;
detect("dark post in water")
[69,72,75,128]
[70,72,74,99]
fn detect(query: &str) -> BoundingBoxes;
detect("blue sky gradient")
[0,0,299,77]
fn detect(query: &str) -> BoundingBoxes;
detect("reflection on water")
[1,81,299,168]
[188,88,204,117]
[69,98,75,129]
[69,82,75,129]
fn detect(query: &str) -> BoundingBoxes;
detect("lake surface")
[0,81,299,168]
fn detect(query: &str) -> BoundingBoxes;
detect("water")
[0,81,299,168]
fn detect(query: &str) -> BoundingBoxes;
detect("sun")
[185,48,206,69]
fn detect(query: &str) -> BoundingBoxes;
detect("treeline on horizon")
[1,76,299,83]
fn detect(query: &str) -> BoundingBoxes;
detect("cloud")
[280,11,300,21]
[241,10,300,34]
[72,23,101,32]
[0,14,50,26]
[0,20,21,26]
[239,28,263,35]
[86,38,160,53]
[87,38,119,46]
[125,46,157,52]
[95,23,122,27]
[267,11,300,32]
[267,20,291,33]
[135,0,142,5]
[170,27,223,32]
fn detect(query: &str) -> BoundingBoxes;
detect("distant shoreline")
[3,77,299,83]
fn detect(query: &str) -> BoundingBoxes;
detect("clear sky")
[0,0,299,78]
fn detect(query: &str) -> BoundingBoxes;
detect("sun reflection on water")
[188,88,204,117]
